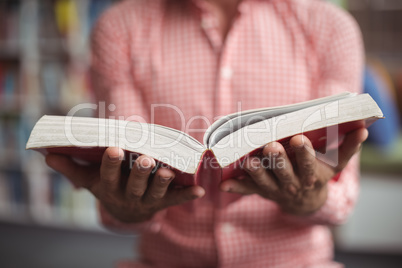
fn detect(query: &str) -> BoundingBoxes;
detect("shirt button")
[221,223,235,234]
[221,67,233,79]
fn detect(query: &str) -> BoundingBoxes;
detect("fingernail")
[246,165,259,172]
[108,154,121,162]
[294,142,305,148]
[138,165,152,172]
[138,157,154,172]
[271,152,279,158]
[222,185,232,192]
[159,176,172,184]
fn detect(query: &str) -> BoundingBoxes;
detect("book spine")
[193,150,242,207]
[195,150,221,205]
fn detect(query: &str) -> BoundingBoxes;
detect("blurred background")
[0,0,401,267]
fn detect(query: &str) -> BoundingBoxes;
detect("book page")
[204,92,356,148]
[211,94,382,167]
[27,116,206,174]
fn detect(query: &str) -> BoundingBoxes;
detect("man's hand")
[46,148,205,223]
[220,128,368,215]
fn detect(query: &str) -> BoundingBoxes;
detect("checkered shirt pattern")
[90,0,364,267]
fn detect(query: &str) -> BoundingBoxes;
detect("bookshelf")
[348,0,402,146]
[1,0,401,233]
[333,0,402,253]
[348,0,402,69]
[0,0,117,230]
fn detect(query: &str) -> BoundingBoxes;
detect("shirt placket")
[211,9,248,268]
[200,14,222,52]
[197,3,241,119]
[195,1,248,267]
[214,25,239,119]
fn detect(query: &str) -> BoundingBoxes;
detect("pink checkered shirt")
[90,0,363,267]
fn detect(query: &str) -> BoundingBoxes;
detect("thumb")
[163,186,205,208]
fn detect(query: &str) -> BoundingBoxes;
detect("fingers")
[243,157,280,198]
[125,155,204,208]
[48,150,205,223]
[45,154,94,188]
[262,142,300,194]
[336,128,368,173]
[220,178,260,196]
[99,147,125,194]
[143,168,175,203]
[164,185,205,207]
[289,135,317,188]
[125,155,156,200]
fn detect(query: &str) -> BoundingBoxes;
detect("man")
[46,0,367,267]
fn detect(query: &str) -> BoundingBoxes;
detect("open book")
[26,92,383,201]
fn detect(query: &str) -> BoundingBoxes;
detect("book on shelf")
[0,0,116,223]
[26,92,383,202]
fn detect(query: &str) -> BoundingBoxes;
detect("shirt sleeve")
[90,4,149,121]
[90,4,160,233]
[311,1,364,98]
[283,2,364,226]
